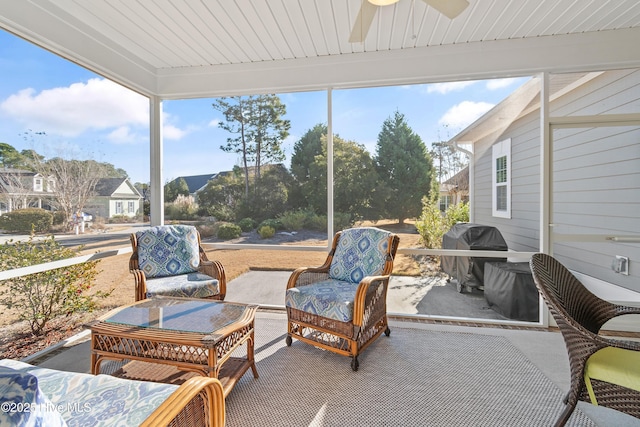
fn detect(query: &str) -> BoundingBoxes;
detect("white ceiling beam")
[156,27,640,99]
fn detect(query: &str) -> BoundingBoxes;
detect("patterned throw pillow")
[329,227,391,283]
[137,225,200,278]
[0,366,67,427]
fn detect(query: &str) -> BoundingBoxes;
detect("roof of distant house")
[442,166,469,191]
[172,164,287,194]
[94,177,141,197]
[172,174,218,194]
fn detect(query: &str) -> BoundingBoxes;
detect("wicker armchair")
[529,253,640,426]
[130,225,226,301]
[285,227,400,371]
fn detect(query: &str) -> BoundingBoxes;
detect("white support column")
[539,72,551,328]
[327,88,334,243]
[539,72,551,255]
[149,95,164,226]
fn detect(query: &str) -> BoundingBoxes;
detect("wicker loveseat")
[285,227,400,371]
[129,225,226,301]
[0,359,225,427]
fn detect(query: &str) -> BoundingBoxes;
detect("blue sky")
[0,30,529,184]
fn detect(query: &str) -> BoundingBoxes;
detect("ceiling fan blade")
[422,0,469,19]
[349,1,379,43]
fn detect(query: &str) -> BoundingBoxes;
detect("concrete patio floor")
[225,270,510,320]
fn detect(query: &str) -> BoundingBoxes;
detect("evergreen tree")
[307,135,378,219]
[375,111,434,224]
[289,123,327,210]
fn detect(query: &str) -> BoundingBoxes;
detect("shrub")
[0,208,53,233]
[216,222,242,240]
[415,196,446,249]
[52,211,67,226]
[196,223,217,238]
[0,235,109,335]
[237,217,256,232]
[278,210,307,231]
[258,225,275,239]
[258,218,283,232]
[108,214,137,224]
[415,198,469,249]
[304,212,327,231]
[445,201,469,230]
[333,212,353,231]
[165,194,199,220]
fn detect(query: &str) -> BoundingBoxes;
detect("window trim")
[492,138,511,219]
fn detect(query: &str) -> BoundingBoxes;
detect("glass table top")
[105,298,250,334]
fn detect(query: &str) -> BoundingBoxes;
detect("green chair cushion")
[584,346,640,405]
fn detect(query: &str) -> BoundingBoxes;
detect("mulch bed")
[0,309,110,360]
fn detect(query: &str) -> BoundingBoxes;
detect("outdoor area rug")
[225,313,594,427]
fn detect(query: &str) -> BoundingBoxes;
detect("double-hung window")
[492,139,511,218]
[439,195,451,212]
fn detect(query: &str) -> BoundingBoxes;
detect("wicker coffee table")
[89,297,258,396]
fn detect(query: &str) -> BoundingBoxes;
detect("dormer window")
[47,178,55,192]
[34,177,43,192]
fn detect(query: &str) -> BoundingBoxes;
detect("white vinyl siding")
[492,139,511,218]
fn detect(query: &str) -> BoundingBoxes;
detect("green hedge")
[0,208,53,233]
[217,222,242,240]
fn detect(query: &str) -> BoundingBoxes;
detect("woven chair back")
[530,253,607,334]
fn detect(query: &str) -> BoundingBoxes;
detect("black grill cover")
[441,223,508,288]
[484,262,539,321]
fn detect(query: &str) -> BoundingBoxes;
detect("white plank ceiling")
[1,0,640,97]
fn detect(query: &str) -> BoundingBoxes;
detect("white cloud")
[439,101,495,129]
[107,126,139,144]
[208,118,221,127]
[427,81,478,94]
[485,78,520,90]
[0,78,148,137]
[163,124,189,140]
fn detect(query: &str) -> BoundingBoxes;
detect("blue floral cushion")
[0,365,67,427]
[0,359,178,427]
[285,279,359,322]
[137,225,200,278]
[146,272,220,299]
[329,227,391,283]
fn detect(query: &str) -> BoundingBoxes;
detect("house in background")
[168,173,218,196]
[439,166,469,211]
[1,170,142,220]
[0,168,56,214]
[86,177,142,219]
[168,165,286,198]
[450,69,640,328]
